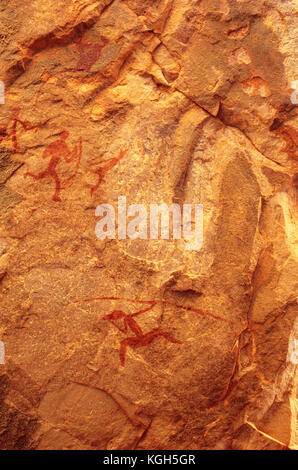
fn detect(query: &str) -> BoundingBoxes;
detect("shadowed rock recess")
[0,0,297,450]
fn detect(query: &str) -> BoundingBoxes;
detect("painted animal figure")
[103,304,182,366]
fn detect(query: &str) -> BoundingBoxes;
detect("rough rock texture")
[0,0,297,450]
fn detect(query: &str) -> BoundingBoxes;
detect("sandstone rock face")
[0,0,297,450]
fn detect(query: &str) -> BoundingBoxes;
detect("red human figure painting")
[0,107,38,153]
[24,131,82,201]
[90,148,127,196]
[103,303,182,366]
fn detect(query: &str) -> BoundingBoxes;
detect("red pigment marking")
[75,36,109,72]
[73,296,230,324]
[24,131,82,201]
[64,136,82,188]
[34,37,109,106]
[119,329,182,366]
[70,296,231,365]
[0,107,39,152]
[89,148,127,196]
[102,304,181,365]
